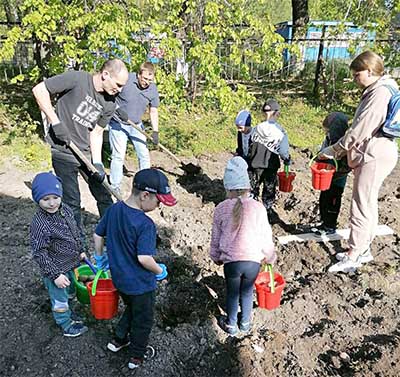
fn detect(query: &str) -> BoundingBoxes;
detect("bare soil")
[1,148,400,377]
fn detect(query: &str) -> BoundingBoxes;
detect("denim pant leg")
[43,275,72,330]
[224,261,260,326]
[127,123,151,171]
[109,121,129,190]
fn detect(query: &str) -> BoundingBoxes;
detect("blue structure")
[276,21,376,63]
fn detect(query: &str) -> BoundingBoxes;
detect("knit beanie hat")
[32,172,63,203]
[223,156,251,190]
[235,110,251,128]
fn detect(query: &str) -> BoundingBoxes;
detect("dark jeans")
[319,184,345,229]
[249,168,278,210]
[224,261,260,327]
[115,290,155,359]
[52,149,113,229]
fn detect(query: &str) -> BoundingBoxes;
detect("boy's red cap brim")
[156,193,177,206]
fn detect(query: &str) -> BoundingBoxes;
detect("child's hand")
[155,263,168,280]
[261,254,277,265]
[54,274,70,289]
[79,252,87,261]
[94,252,109,270]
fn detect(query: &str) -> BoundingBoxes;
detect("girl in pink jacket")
[210,156,276,335]
[318,51,398,273]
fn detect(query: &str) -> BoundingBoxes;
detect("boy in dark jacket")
[313,112,350,235]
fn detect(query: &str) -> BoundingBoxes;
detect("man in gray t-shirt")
[109,62,160,192]
[32,59,129,233]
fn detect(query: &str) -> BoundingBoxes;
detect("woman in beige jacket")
[318,51,398,273]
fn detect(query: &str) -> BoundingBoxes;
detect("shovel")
[116,110,202,175]
[68,141,123,201]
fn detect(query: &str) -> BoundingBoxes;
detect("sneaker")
[328,255,362,273]
[107,337,130,352]
[127,346,155,370]
[312,224,336,236]
[144,345,156,360]
[128,357,143,370]
[335,249,374,264]
[218,316,238,336]
[239,322,252,333]
[70,311,84,324]
[63,323,88,337]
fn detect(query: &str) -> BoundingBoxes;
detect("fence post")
[313,25,327,101]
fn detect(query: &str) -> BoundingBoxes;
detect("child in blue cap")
[234,109,253,164]
[94,168,176,370]
[30,172,88,337]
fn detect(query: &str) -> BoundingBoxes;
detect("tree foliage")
[0,0,289,113]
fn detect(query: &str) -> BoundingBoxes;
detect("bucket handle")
[309,154,338,170]
[284,164,289,178]
[263,264,275,293]
[91,269,104,297]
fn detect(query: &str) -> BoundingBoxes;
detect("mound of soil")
[1,149,400,377]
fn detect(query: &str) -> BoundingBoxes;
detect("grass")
[0,74,360,169]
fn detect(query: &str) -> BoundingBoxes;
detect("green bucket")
[73,265,108,304]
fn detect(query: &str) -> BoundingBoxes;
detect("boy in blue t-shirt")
[93,168,176,370]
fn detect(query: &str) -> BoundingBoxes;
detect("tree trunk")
[291,0,309,40]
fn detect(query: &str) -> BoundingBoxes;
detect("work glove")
[283,157,291,166]
[51,122,71,145]
[155,263,168,281]
[94,252,109,271]
[92,163,106,184]
[318,145,335,160]
[152,131,159,145]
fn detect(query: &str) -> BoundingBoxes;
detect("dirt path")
[1,149,400,377]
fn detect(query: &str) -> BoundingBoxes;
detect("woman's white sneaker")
[335,249,373,264]
[328,255,362,273]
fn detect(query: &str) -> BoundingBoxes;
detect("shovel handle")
[68,142,123,201]
[125,119,183,165]
[84,258,98,274]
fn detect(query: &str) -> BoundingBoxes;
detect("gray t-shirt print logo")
[72,95,103,128]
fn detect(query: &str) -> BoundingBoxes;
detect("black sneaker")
[311,224,336,236]
[128,346,156,370]
[63,323,88,337]
[107,337,130,352]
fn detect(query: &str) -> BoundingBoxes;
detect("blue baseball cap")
[32,172,63,203]
[133,169,177,206]
[235,110,251,128]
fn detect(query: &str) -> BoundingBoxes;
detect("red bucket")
[310,162,336,191]
[87,271,119,320]
[255,266,285,310]
[277,171,296,192]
